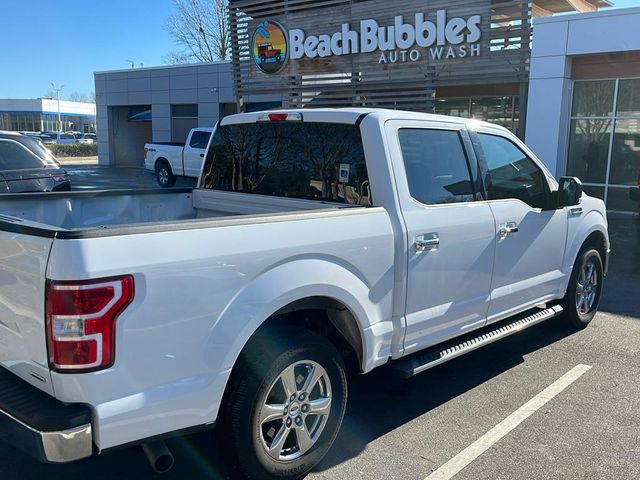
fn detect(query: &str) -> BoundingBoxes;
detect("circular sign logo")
[251,20,288,75]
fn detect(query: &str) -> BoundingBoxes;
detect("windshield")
[199,122,371,206]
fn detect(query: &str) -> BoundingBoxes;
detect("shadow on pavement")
[600,216,640,318]
[313,319,578,473]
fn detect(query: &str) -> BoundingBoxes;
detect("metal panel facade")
[230,0,531,111]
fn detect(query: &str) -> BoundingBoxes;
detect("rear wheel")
[155,160,175,188]
[222,329,347,480]
[563,248,603,329]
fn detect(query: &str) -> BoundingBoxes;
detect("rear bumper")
[0,367,93,463]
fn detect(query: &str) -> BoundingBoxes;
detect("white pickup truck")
[144,127,212,187]
[0,109,609,479]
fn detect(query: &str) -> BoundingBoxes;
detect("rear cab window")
[199,122,372,206]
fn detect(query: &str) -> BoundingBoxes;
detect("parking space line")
[424,364,593,480]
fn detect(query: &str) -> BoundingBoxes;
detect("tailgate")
[0,230,54,395]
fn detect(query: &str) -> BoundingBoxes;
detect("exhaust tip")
[142,441,174,474]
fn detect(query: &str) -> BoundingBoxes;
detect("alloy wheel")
[257,360,332,462]
[576,259,598,315]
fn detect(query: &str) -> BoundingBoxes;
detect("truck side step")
[393,304,564,379]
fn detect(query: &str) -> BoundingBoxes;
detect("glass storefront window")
[472,96,514,125]
[435,98,470,118]
[435,96,519,132]
[607,186,639,213]
[567,119,612,184]
[569,78,640,213]
[572,80,615,117]
[610,119,640,186]
[617,79,640,117]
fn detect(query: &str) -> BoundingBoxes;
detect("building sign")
[251,20,289,74]
[252,10,482,74]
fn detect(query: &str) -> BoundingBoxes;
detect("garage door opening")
[108,105,152,167]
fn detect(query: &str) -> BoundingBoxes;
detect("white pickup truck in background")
[0,109,609,479]
[144,127,212,187]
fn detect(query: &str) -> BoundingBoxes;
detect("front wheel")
[563,248,603,329]
[223,329,347,480]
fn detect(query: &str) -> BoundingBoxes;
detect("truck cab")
[144,127,212,187]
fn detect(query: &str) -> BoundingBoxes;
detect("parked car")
[0,131,70,192]
[144,127,213,187]
[40,131,76,145]
[0,109,608,479]
[79,133,97,144]
[18,131,41,138]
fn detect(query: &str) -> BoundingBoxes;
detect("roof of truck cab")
[220,108,507,132]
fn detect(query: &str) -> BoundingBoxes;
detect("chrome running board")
[394,304,564,379]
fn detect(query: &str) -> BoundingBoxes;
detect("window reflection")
[567,119,611,184]
[617,79,640,117]
[572,80,615,117]
[611,119,640,186]
[200,122,372,206]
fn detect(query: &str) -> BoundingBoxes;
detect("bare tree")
[165,0,230,64]
[67,91,91,103]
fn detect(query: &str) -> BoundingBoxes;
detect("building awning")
[128,107,152,122]
[532,0,613,17]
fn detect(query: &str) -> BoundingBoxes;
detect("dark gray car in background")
[0,132,70,193]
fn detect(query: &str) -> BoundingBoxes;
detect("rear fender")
[211,258,394,375]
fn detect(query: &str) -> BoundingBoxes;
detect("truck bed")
[0,188,352,236]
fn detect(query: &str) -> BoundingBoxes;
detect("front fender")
[209,258,394,376]
[561,202,609,291]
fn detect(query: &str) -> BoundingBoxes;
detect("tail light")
[46,275,134,373]
[258,112,303,122]
[144,147,148,161]
[50,172,68,182]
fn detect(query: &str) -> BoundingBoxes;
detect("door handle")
[499,222,519,237]
[415,233,439,251]
[200,153,205,157]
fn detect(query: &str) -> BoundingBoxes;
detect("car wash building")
[228,0,610,138]
[95,0,640,215]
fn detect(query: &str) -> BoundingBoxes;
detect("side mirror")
[557,176,583,207]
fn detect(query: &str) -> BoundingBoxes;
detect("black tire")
[563,248,603,329]
[155,160,176,188]
[221,328,347,480]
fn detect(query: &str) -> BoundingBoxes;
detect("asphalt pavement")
[1,167,638,480]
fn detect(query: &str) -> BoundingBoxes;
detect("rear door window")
[398,128,476,205]
[200,122,371,206]
[0,140,46,170]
